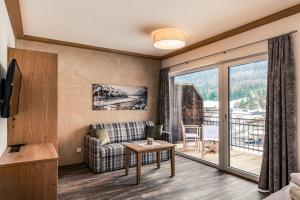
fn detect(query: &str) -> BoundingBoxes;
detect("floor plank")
[58,156,266,200]
[175,142,262,175]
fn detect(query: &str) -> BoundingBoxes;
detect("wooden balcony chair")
[181,120,201,151]
[201,125,219,158]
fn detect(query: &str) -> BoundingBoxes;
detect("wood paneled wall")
[7,48,58,150]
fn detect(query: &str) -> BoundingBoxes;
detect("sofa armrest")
[162,131,172,143]
[84,135,101,173]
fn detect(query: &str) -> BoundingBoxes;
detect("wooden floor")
[176,142,262,175]
[58,156,265,200]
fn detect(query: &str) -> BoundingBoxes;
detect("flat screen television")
[0,59,22,118]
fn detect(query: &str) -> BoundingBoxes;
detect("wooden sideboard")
[1,48,59,199]
[0,143,59,200]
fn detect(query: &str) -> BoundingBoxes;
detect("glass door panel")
[172,67,220,165]
[228,60,268,175]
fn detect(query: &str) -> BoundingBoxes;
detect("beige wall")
[16,40,162,166]
[163,13,300,170]
[0,0,15,156]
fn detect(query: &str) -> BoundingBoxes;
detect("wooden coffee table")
[124,140,176,185]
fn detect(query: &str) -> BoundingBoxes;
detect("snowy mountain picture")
[93,84,148,110]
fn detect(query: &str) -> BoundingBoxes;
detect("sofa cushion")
[91,128,111,145]
[99,143,125,158]
[91,123,128,143]
[126,121,154,141]
[97,150,170,173]
[146,125,163,139]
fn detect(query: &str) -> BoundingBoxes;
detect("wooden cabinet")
[1,48,58,199]
[0,143,58,200]
[1,48,59,199]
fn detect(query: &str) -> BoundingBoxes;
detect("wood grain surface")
[7,48,58,150]
[124,140,175,152]
[58,156,266,200]
[0,160,58,200]
[0,143,58,167]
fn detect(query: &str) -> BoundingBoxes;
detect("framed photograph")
[93,84,148,110]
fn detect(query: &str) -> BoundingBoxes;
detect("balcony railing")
[203,115,265,153]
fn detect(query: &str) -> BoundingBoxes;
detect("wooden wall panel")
[7,48,58,150]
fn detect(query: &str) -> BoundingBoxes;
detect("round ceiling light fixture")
[152,28,186,50]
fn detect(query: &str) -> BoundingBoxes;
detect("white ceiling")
[19,0,300,56]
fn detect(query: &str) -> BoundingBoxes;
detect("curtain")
[157,68,170,132]
[258,34,297,193]
[173,84,183,143]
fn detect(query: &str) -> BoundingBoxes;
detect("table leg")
[136,152,141,185]
[171,147,175,177]
[156,151,160,169]
[125,147,130,176]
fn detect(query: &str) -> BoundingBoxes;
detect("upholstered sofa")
[84,121,172,173]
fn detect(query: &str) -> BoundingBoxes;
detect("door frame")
[169,64,221,170]
[221,53,268,182]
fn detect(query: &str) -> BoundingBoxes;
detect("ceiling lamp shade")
[152,28,186,50]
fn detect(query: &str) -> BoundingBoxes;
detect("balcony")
[175,115,264,175]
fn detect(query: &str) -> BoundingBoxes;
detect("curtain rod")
[165,30,298,69]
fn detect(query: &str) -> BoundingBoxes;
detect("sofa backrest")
[126,121,154,141]
[90,121,154,143]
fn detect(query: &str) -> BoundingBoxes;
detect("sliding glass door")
[169,54,268,180]
[171,67,220,165]
[227,60,268,176]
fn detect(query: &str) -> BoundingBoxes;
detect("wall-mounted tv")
[0,59,22,118]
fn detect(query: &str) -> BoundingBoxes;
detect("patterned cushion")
[100,154,125,173]
[126,121,154,141]
[99,143,125,158]
[91,123,128,143]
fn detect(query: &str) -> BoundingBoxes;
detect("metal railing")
[203,115,265,153]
